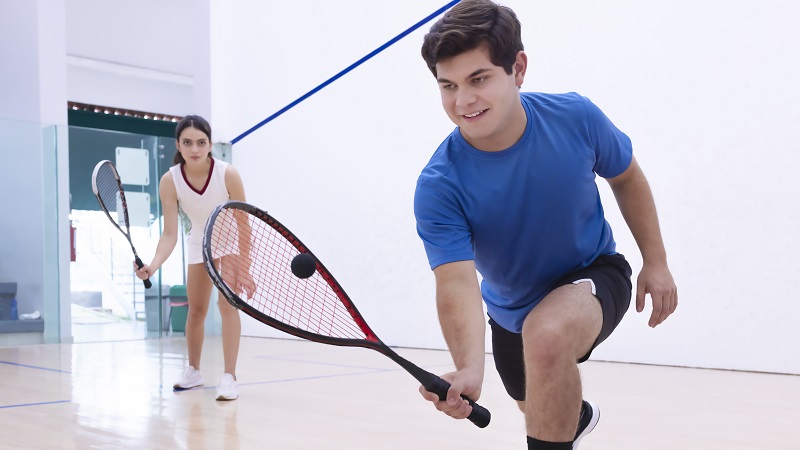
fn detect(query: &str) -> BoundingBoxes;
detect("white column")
[0,0,71,343]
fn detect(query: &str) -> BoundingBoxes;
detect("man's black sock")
[527,436,572,450]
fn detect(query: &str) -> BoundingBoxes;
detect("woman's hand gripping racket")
[91,160,152,289]
[202,201,491,428]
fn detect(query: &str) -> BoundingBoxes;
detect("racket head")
[202,201,381,348]
[91,160,128,230]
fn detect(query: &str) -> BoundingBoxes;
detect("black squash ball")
[291,253,316,279]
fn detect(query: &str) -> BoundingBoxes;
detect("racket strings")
[95,164,127,228]
[210,209,367,340]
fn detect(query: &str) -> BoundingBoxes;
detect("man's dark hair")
[173,115,213,164]
[421,0,523,77]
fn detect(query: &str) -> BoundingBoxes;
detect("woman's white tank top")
[169,157,229,262]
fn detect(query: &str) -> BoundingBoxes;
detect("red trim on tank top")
[181,157,215,195]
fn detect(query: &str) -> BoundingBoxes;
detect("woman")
[135,115,247,401]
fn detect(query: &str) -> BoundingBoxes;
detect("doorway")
[67,104,183,342]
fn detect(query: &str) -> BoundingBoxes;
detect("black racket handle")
[426,376,491,428]
[135,257,153,289]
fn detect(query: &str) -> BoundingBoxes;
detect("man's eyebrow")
[437,68,492,84]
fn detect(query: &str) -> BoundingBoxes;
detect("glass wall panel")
[0,119,227,346]
[68,126,179,342]
[0,118,60,346]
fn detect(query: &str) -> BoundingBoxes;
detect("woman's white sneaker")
[173,366,205,390]
[216,373,239,401]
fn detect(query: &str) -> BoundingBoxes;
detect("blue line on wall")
[231,0,459,145]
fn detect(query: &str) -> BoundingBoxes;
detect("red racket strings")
[209,208,366,340]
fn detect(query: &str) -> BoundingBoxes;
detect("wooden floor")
[0,336,797,449]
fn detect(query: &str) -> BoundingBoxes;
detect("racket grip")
[427,376,491,428]
[134,257,153,289]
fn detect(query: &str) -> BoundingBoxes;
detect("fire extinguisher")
[70,220,76,262]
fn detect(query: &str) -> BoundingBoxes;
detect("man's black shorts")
[489,253,633,401]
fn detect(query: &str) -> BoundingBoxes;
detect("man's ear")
[513,50,528,87]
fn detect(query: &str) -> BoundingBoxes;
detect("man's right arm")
[420,260,486,419]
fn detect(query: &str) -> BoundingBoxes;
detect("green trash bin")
[169,285,188,333]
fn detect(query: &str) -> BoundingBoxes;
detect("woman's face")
[176,127,211,163]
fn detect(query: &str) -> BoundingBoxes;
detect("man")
[413,1,678,448]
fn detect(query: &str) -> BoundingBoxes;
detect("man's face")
[435,42,527,151]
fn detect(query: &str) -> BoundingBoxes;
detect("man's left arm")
[606,155,678,327]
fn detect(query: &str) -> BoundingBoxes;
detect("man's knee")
[521,321,574,366]
[522,284,603,363]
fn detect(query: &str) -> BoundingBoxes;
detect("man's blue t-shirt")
[414,92,633,333]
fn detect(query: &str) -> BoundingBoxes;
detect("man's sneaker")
[573,400,600,449]
[216,373,239,401]
[173,366,204,390]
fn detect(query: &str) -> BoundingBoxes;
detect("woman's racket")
[202,201,491,428]
[91,160,152,289]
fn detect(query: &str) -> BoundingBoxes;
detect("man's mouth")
[463,109,487,119]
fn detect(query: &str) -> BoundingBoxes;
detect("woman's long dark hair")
[173,115,213,164]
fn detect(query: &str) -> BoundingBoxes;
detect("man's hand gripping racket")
[202,201,491,428]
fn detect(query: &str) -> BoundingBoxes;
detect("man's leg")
[522,281,602,443]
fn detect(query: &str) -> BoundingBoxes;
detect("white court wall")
[64,0,197,116]
[48,0,799,374]
[216,0,800,375]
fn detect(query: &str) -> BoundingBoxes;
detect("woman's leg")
[185,263,213,369]
[217,289,241,377]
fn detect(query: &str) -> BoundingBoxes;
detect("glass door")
[68,127,178,342]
